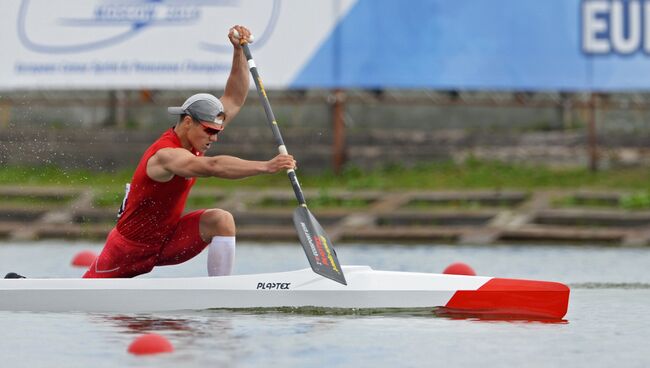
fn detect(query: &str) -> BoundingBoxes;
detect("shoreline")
[1,185,649,246]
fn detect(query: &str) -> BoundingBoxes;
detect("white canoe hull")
[0,266,570,318]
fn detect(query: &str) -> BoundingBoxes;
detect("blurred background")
[2,0,650,244]
[3,4,649,365]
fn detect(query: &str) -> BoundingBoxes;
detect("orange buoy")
[443,262,476,276]
[128,334,174,355]
[70,250,97,267]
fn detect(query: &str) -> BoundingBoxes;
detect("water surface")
[1,242,649,368]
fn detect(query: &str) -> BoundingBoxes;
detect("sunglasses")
[200,124,222,136]
[189,114,223,136]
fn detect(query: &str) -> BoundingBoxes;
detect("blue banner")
[4,0,650,91]
[291,0,650,91]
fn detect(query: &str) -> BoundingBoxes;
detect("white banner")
[0,0,356,90]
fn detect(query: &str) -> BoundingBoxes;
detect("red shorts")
[83,210,208,278]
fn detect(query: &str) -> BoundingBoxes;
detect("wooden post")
[559,92,573,131]
[106,90,127,128]
[587,93,599,172]
[332,89,347,175]
[0,101,11,129]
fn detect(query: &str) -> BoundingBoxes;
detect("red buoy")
[70,250,97,267]
[443,262,476,276]
[128,334,174,355]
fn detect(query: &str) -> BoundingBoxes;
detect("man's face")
[187,115,223,153]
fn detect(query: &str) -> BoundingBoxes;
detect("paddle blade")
[293,207,347,285]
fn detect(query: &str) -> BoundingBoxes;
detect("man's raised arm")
[220,25,253,126]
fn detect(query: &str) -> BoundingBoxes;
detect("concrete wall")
[2,125,650,173]
[2,90,650,172]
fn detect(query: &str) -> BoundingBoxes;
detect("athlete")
[83,25,296,278]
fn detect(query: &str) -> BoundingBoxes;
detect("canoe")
[0,265,570,318]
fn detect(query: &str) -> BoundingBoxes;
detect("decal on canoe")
[256,282,291,290]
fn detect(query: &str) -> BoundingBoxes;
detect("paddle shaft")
[241,43,306,206]
[238,38,346,285]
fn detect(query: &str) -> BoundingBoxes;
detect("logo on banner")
[582,0,650,55]
[17,0,280,54]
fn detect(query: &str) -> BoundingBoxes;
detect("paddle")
[234,31,347,285]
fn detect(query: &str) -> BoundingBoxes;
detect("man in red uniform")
[83,25,296,278]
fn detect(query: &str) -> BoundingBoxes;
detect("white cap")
[168,93,225,128]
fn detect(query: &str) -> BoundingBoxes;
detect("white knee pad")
[207,236,236,276]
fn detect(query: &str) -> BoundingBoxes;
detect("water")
[1,241,649,368]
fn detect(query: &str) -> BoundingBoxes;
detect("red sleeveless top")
[116,128,200,245]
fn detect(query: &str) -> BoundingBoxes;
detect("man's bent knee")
[200,209,236,240]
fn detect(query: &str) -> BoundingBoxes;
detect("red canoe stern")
[443,278,570,319]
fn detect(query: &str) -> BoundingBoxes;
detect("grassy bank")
[1,159,649,191]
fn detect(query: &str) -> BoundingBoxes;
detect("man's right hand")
[228,25,253,48]
[266,154,297,173]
